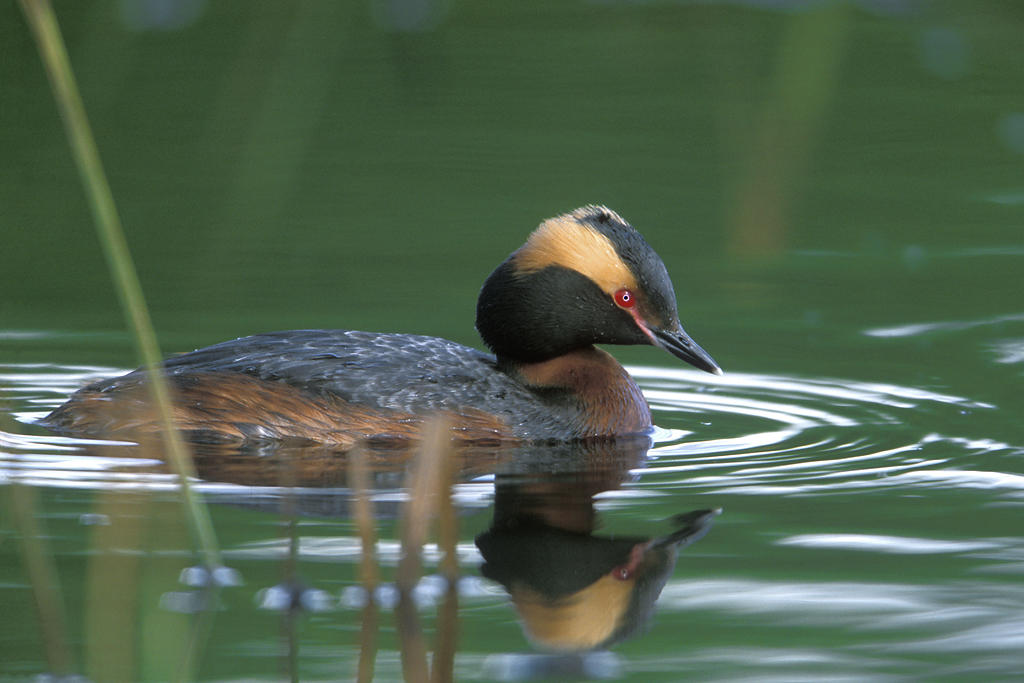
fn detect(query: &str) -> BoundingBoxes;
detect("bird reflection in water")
[474,437,719,678]
[69,432,718,679]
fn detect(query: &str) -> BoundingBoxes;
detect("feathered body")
[43,206,720,446]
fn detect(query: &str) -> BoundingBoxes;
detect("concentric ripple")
[2,361,1021,506]
[625,364,1021,501]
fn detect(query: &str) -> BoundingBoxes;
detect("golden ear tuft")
[514,210,638,295]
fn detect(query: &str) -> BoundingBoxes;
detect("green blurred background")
[4,1,1019,383]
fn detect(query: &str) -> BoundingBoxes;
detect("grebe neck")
[507,347,652,438]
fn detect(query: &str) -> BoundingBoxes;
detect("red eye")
[614,289,636,309]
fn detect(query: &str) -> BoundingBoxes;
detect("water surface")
[3,1,1023,680]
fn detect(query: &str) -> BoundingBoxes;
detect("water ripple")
[1,362,1018,504]
[777,534,1002,554]
[628,364,1017,500]
[863,312,1024,339]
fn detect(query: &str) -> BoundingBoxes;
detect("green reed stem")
[175,584,220,683]
[17,0,221,568]
[396,419,451,683]
[430,434,458,683]
[349,446,380,683]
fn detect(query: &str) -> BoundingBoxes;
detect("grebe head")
[476,205,721,374]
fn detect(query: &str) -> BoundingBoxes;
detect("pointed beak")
[652,508,722,550]
[652,323,722,375]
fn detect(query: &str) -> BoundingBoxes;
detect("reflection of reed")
[7,483,75,678]
[395,417,456,683]
[433,432,461,683]
[339,418,461,682]
[84,487,145,682]
[278,450,301,683]
[349,446,380,683]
